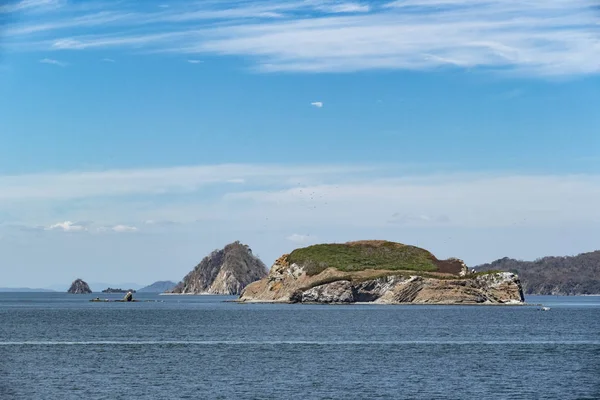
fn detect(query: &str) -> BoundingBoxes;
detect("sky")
[0,0,599,288]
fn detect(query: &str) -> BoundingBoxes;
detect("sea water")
[1,293,599,399]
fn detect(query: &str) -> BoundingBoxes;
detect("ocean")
[1,293,599,399]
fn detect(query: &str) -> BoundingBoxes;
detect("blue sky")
[0,0,599,288]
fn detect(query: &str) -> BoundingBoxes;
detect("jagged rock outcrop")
[240,241,525,305]
[169,241,268,295]
[67,279,92,294]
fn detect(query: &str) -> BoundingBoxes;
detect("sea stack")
[169,241,268,295]
[67,279,92,294]
[240,240,525,305]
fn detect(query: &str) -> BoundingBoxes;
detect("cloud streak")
[39,57,66,66]
[0,163,376,200]
[46,221,87,232]
[4,0,598,76]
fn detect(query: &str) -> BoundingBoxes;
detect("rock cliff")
[240,241,524,304]
[169,241,268,295]
[67,279,92,294]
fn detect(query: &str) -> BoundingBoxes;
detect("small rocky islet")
[67,279,92,294]
[240,240,525,305]
[102,288,137,294]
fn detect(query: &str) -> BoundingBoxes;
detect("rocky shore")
[240,241,525,305]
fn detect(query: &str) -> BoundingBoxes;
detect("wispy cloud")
[5,0,598,76]
[187,59,203,64]
[0,0,61,14]
[39,57,66,66]
[46,221,87,232]
[101,57,115,62]
[311,101,323,108]
[316,2,371,13]
[2,166,600,244]
[109,224,138,233]
[0,163,375,200]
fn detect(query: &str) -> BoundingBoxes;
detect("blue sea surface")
[1,293,599,399]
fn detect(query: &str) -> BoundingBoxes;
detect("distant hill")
[169,241,268,295]
[474,250,600,295]
[0,288,55,293]
[138,281,177,293]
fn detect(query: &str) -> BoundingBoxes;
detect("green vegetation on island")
[240,240,524,304]
[288,240,445,276]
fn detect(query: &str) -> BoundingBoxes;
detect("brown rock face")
[67,279,92,294]
[169,241,268,295]
[240,242,525,305]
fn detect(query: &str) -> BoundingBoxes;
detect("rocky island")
[67,279,92,294]
[239,241,524,305]
[168,241,268,295]
[102,288,137,294]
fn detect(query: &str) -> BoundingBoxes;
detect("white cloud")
[39,58,66,67]
[317,2,371,13]
[0,0,61,13]
[111,225,138,232]
[0,163,372,200]
[225,173,600,228]
[9,0,594,76]
[8,11,129,36]
[311,101,323,108]
[287,233,315,244]
[4,166,600,234]
[46,221,87,232]
[187,59,203,64]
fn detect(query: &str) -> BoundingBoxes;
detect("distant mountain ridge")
[475,250,600,295]
[138,281,177,293]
